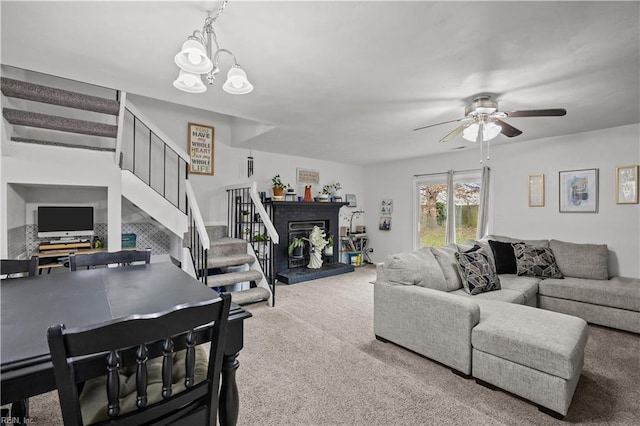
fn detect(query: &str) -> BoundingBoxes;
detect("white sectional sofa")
[373,236,640,418]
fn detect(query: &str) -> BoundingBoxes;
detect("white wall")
[128,94,366,228]
[1,144,122,254]
[364,124,640,278]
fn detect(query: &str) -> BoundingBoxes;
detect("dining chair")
[0,256,38,279]
[68,249,151,271]
[47,292,231,426]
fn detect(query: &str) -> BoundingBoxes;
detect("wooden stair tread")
[208,253,255,269]
[3,108,118,138]
[228,287,271,306]
[1,77,120,115]
[11,137,115,152]
[207,270,263,288]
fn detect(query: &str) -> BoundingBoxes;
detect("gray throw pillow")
[549,239,609,280]
[382,248,448,291]
[430,244,463,291]
[512,243,563,279]
[492,235,550,248]
[454,248,501,295]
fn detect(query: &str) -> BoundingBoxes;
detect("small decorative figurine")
[307,225,328,269]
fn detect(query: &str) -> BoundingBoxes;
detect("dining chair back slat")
[69,249,151,271]
[47,292,231,426]
[1,256,38,278]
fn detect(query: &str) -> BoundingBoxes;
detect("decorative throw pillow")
[512,243,563,279]
[454,248,501,295]
[488,240,518,274]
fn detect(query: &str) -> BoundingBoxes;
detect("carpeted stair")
[204,229,271,306]
[1,76,119,150]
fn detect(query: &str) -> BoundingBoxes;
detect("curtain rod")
[413,167,487,178]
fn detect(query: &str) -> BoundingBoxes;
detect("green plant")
[272,174,286,189]
[288,236,308,256]
[252,233,269,242]
[321,182,342,195]
[326,234,334,246]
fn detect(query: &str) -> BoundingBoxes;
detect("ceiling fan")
[413,96,567,144]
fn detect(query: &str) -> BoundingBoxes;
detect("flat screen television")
[37,206,95,239]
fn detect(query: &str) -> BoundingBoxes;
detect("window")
[415,170,482,248]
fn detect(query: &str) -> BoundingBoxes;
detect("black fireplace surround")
[270,201,354,284]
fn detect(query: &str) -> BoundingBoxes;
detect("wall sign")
[296,168,320,184]
[188,122,214,175]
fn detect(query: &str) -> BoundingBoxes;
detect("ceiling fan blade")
[439,122,471,143]
[413,117,469,131]
[503,108,567,118]
[494,119,523,138]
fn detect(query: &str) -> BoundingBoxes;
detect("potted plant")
[252,233,269,242]
[331,182,342,198]
[324,235,334,256]
[272,174,286,197]
[288,235,308,258]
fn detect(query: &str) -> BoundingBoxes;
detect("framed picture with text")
[188,122,214,175]
[559,168,598,213]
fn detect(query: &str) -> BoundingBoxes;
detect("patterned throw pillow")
[512,243,563,279]
[454,248,501,295]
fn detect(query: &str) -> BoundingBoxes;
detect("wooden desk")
[33,247,133,272]
[0,263,251,426]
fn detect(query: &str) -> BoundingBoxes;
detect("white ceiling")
[1,1,639,165]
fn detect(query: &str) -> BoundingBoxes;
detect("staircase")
[193,225,271,306]
[1,67,273,306]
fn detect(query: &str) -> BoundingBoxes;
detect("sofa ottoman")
[538,276,640,333]
[471,300,588,418]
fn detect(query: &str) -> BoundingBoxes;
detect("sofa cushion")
[471,300,588,380]
[498,274,540,305]
[452,288,524,304]
[513,243,563,279]
[549,239,609,280]
[430,244,463,291]
[381,248,448,291]
[488,240,518,274]
[455,248,501,295]
[490,235,550,248]
[538,276,640,312]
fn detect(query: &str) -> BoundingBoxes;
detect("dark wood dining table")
[1,262,251,425]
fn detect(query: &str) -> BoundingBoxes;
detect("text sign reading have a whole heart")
[188,123,214,175]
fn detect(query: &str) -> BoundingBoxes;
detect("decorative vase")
[324,246,334,256]
[303,185,313,202]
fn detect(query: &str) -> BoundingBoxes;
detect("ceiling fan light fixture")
[462,122,502,142]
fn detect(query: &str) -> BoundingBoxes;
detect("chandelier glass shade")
[173,9,252,95]
[462,121,502,142]
[173,70,207,93]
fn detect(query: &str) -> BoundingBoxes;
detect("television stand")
[39,241,92,251]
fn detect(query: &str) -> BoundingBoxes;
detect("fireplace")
[287,220,327,269]
[270,201,353,284]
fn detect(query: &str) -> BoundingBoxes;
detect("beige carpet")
[24,265,640,425]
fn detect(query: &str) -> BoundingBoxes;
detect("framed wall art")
[296,168,320,184]
[616,165,638,204]
[380,199,393,214]
[559,168,598,213]
[188,122,214,175]
[528,174,545,207]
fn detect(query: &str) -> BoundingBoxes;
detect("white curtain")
[445,170,456,245]
[476,166,491,240]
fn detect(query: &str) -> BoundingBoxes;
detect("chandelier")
[173,2,253,95]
